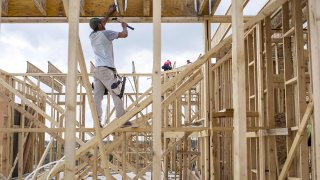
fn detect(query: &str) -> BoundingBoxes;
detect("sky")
[0,23,204,74]
[0,0,268,74]
[0,0,268,134]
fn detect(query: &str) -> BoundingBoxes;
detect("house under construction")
[0,0,320,179]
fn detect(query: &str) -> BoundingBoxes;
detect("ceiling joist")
[211,0,221,15]
[143,0,150,16]
[1,0,8,16]
[80,0,85,16]
[198,0,208,15]
[33,0,46,16]
[116,0,125,16]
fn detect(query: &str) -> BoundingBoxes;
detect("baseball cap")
[89,18,102,30]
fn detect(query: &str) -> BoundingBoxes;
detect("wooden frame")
[0,0,318,179]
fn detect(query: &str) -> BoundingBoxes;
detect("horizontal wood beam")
[246,128,289,138]
[143,0,151,16]
[0,15,253,23]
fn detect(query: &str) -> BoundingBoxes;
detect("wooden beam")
[289,0,308,178]
[0,0,2,21]
[232,0,247,179]
[308,0,320,178]
[143,0,150,16]
[116,0,125,16]
[33,0,46,16]
[1,0,8,16]
[152,0,161,178]
[256,22,266,180]
[265,16,277,180]
[278,102,314,180]
[198,0,208,15]
[210,0,221,15]
[0,15,253,23]
[80,0,85,16]
[64,0,80,178]
[202,19,211,180]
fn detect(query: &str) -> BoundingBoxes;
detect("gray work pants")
[93,67,125,122]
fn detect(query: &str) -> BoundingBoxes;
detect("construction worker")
[162,59,172,71]
[89,4,131,127]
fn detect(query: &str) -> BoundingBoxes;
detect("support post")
[64,0,80,178]
[308,0,320,178]
[256,22,265,180]
[202,19,211,180]
[231,0,247,179]
[152,0,162,179]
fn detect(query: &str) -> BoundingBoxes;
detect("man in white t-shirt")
[89,4,131,127]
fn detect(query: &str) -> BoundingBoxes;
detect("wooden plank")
[1,0,8,16]
[152,0,161,179]
[64,0,80,178]
[210,0,221,15]
[308,0,320,178]
[0,0,2,21]
[246,128,289,138]
[0,15,254,23]
[256,22,266,180]
[0,93,9,177]
[278,101,314,180]
[265,16,277,180]
[198,0,208,15]
[27,61,63,92]
[33,0,46,15]
[143,0,150,16]
[232,0,247,179]
[48,61,66,85]
[282,2,296,176]
[293,0,308,178]
[90,61,95,73]
[201,19,211,180]
[80,0,85,16]
[116,0,125,16]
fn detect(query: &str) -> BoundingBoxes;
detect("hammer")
[111,17,135,30]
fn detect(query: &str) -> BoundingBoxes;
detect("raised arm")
[101,4,116,26]
[118,22,128,38]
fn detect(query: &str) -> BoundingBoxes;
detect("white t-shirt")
[89,30,119,68]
